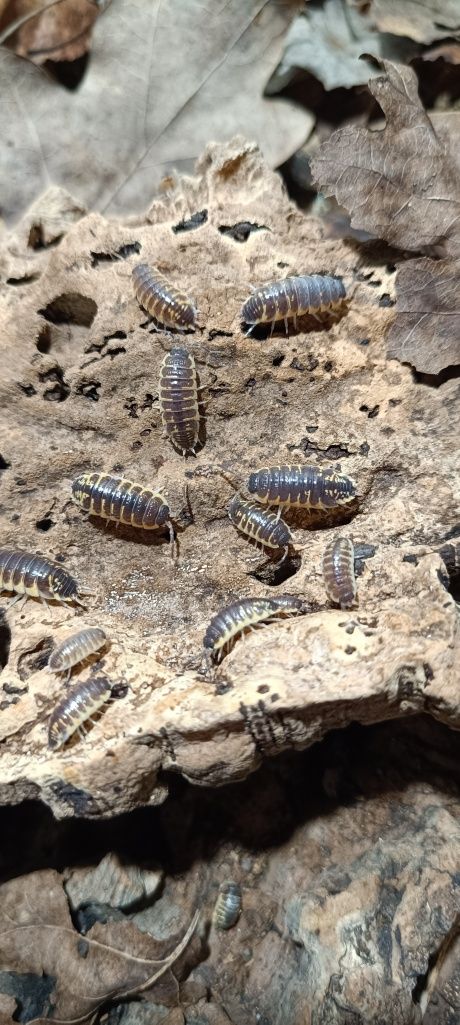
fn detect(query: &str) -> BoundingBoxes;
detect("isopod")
[323,537,356,609]
[0,549,85,608]
[228,494,292,558]
[247,464,356,511]
[132,263,197,330]
[241,274,346,334]
[213,882,242,930]
[48,676,113,750]
[159,346,200,455]
[203,594,303,663]
[71,473,175,554]
[48,627,108,683]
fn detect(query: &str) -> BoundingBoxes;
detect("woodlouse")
[48,627,108,682]
[48,676,113,750]
[241,274,346,334]
[247,465,356,511]
[323,537,357,609]
[203,595,303,662]
[159,346,200,455]
[132,263,197,330]
[0,549,84,608]
[213,882,242,930]
[228,494,292,558]
[72,474,175,554]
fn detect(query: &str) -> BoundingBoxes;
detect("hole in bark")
[248,552,301,586]
[39,367,70,402]
[28,222,63,250]
[359,404,380,419]
[76,381,101,402]
[439,542,460,601]
[18,383,37,397]
[272,353,285,367]
[412,365,460,388]
[35,517,55,532]
[18,637,54,681]
[90,242,141,267]
[6,273,41,285]
[0,455,10,471]
[38,293,97,327]
[218,221,267,242]
[36,325,52,354]
[0,616,11,669]
[172,210,208,233]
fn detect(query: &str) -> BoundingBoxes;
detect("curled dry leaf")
[268,0,417,93]
[0,0,312,222]
[311,60,460,258]
[0,0,101,64]
[369,0,460,45]
[0,868,198,1023]
[387,257,460,375]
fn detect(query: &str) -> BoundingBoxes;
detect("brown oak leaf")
[387,257,460,374]
[369,0,460,45]
[0,0,101,64]
[0,868,198,1023]
[311,60,460,258]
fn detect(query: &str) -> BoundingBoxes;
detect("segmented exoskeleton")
[72,473,175,555]
[323,537,356,609]
[159,346,200,455]
[228,494,292,558]
[213,882,242,930]
[241,274,346,334]
[48,676,113,750]
[0,549,85,608]
[48,627,108,683]
[132,263,197,330]
[247,465,356,511]
[203,594,303,663]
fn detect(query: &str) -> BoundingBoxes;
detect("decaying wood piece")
[0,138,458,820]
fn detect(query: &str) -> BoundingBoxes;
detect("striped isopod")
[213,882,242,930]
[247,465,356,511]
[323,537,356,609]
[132,263,197,330]
[0,549,85,608]
[71,473,175,555]
[203,595,303,663]
[48,676,112,750]
[241,274,346,334]
[48,627,108,683]
[228,494,292,558]
[159,346,200,455]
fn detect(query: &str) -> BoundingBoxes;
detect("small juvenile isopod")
[228,494,292,559]
[71,473,175,555]
[48,627,108,683]
[241,274,346,335]
[159,346,200,455]
[48,676,113,750]
[213,882,242,930]
[203,594,303,663]
[132,263,197,330]
[247,464,356,511]
[323,537,357,609]
[0,549,85,608]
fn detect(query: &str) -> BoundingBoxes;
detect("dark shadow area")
[38,293,97,328]
[43,53,89,91]
[241,304,347,340]
[412,364,460,388]
[0,615,11,670]
[172,210,208,233]
[247,550,301,586]
[1,716,460,884]
[218,222,268,243]
[90,242,141,267]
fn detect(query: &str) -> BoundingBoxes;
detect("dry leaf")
[0,994,17,1024]
[422,40,460,63]
[268,0,417,92]
[0,0,312,222]
[386,257,460,374]
[0,0,100,64]
[369,0,460,45]
[311,60,460,258]
[0,868,198,1022]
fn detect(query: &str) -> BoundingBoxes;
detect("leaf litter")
[0,867,199,1023]
[0,0,313,222]
[0,0,102,64]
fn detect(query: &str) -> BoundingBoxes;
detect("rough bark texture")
[0,138,458,820]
